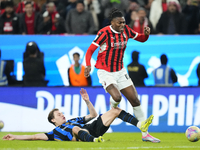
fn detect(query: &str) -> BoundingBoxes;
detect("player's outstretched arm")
[84,43,98,78]
[3,133,48,141]
[129,26,150,42]
[80,88,98,122]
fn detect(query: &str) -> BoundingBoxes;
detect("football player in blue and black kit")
[3,89,153,142]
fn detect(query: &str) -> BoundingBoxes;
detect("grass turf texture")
[0,132,200,150]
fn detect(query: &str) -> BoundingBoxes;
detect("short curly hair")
[108,8,123,22]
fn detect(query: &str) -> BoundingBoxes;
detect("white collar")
[110,25,121,34]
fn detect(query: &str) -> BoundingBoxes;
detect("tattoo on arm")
[85,101,90,105]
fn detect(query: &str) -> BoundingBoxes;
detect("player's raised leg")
[97,69,122,108]
[100,107,153,133]
[106,84,122,107]
[120,85,160,143]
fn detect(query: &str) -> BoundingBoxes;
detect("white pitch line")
[1,146,200,150]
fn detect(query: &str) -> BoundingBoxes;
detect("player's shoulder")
[98,26,111,34]
[124,25,131,30]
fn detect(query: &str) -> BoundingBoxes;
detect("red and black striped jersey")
[86,25,149,72]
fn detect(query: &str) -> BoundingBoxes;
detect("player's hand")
[2,134,15,140]
[80,88,89,102]
[144,27,150,35]
[84,66,91,77]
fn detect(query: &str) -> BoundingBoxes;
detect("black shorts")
[82,115,109,137]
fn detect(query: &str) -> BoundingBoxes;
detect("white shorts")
[97,67,133,92]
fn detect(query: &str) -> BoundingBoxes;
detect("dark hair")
[48,108,59,125]
[25,1,33,6]
[160,54,168,65]
[73,52,80,57]
[132,51,139,62]
[5,1,14,8]
[76,0,84,6]
[108,8,123,22]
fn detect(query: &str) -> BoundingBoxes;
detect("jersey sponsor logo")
[111,41,127,49]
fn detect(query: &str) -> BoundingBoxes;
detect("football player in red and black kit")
[84,8,160,143]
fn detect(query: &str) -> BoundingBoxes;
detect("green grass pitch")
[0,132,200,150]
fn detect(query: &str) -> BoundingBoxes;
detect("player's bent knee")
[113,95,122,103]
[72,126,81,135]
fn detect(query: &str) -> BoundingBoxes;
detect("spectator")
[38,2,66,34]
[68,52,92,86]
[129,10,138,25]
[182,0,200,34]
[23,42,47,86]
[197,63,200,86]
[84,0,101,33]
[66,0,77,16]
[0,50,8,86]
[41,0,66,19]
[0,0,13,15]
[125,0,139,25]
[101,0,129,27]
[129,7,154,34]
[16,0,40,14]
[149,0,167,31]
[19,2,40,35]
[153,54,177,86]
[127,51,148,87]
[23,41,44,61]
[142,0,154,17]
[156,0,187,35]
[179,0,189,9]
[65,0,95,34]
[0,1,20,34]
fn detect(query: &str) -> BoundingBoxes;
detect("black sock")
[118,110,139,126]
[78,130,95,142]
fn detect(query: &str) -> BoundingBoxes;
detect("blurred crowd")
[0,0,200,35]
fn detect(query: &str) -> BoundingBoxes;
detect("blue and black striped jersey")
[45,116,86,141]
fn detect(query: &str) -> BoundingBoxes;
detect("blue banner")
[0,35,200,86]
[0,87,199,132]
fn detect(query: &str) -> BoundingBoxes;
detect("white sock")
[142,131,148,137]
[136,121,141,128]
[133,105,148,136]
[136,121,148,136]
[133,105,145,121]
[93,138,97,142]
[110,96,120,108]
